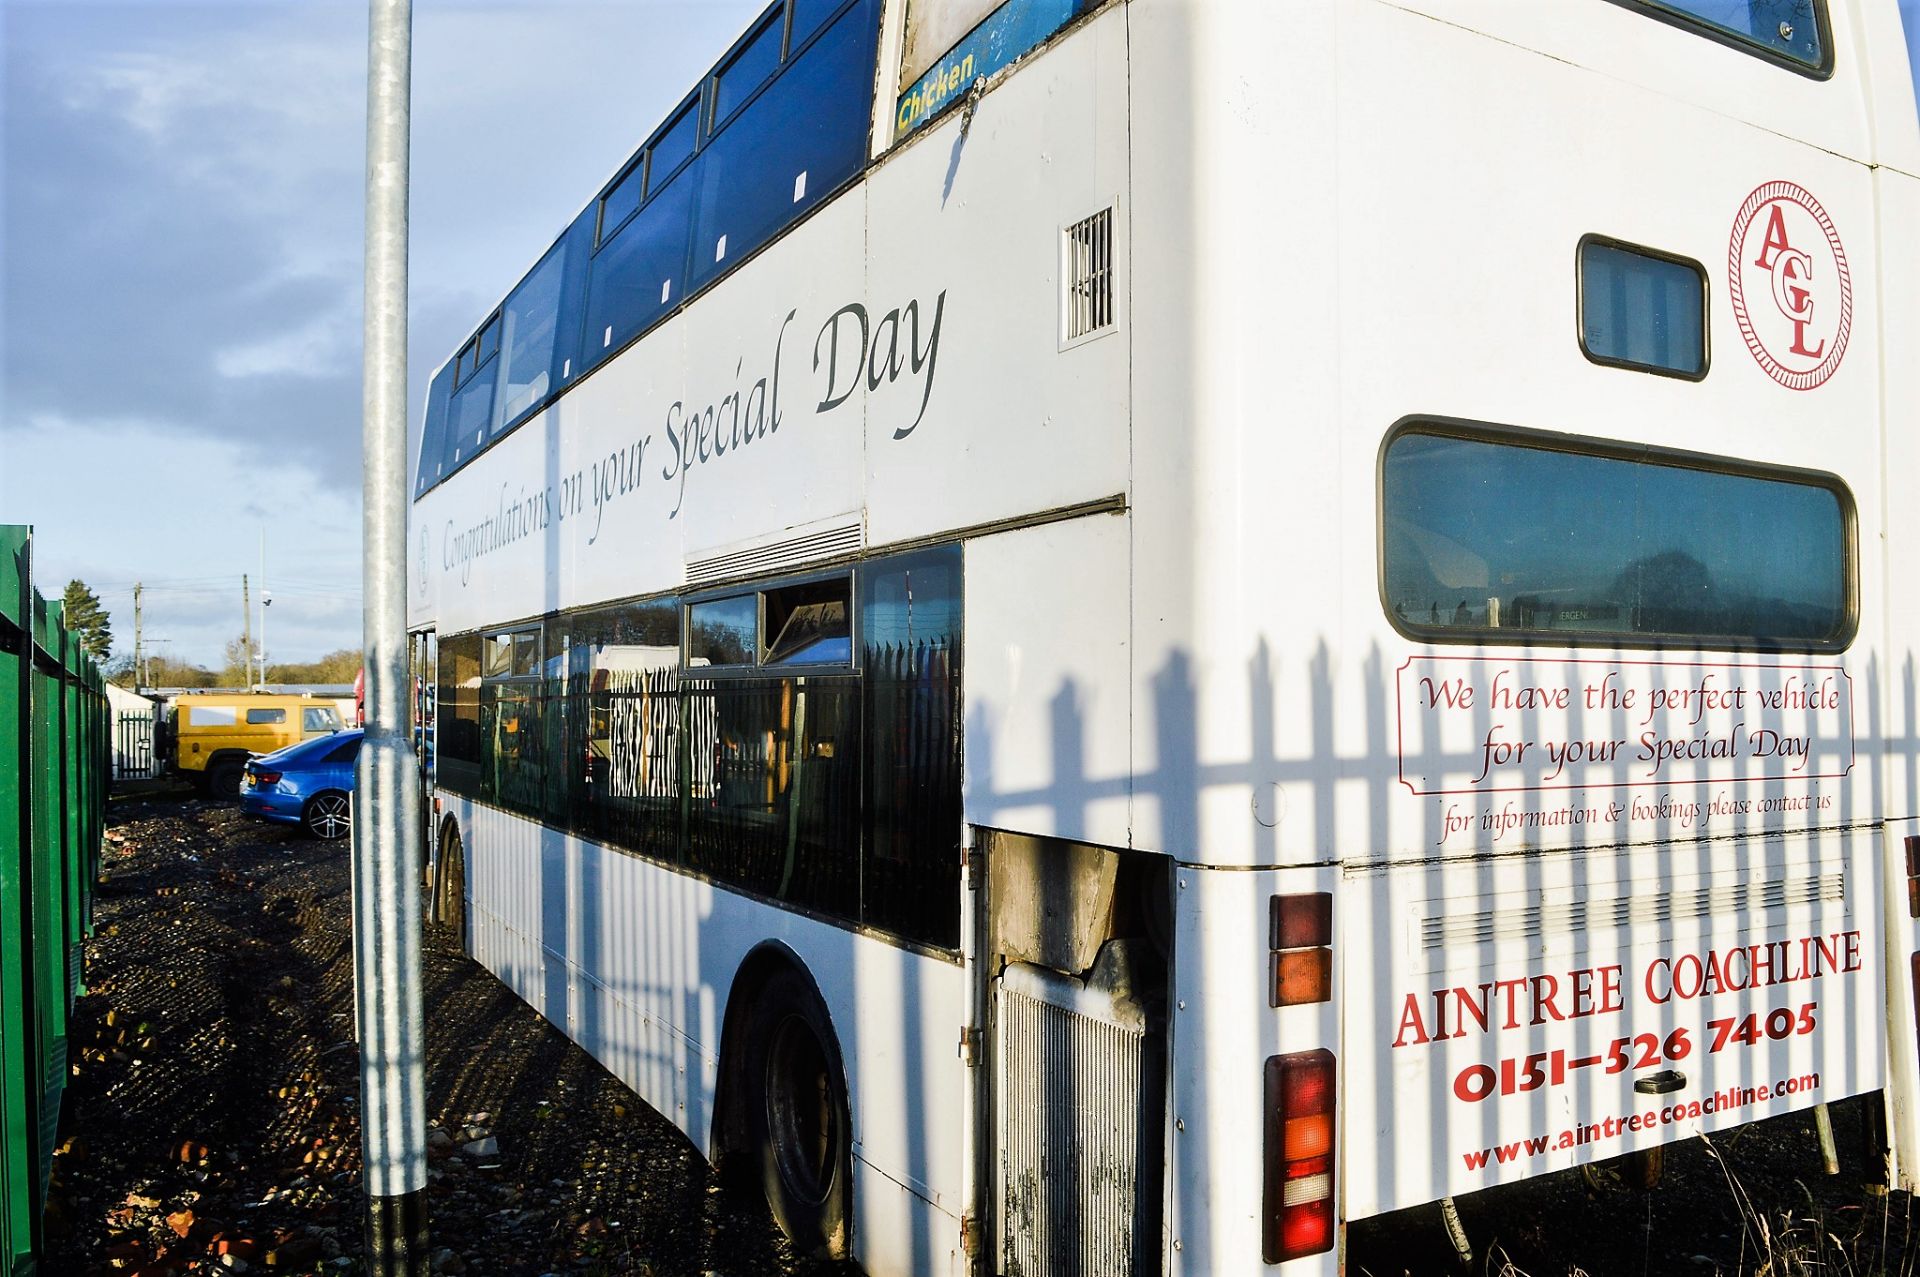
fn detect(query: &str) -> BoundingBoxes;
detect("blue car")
[241,729,362,840]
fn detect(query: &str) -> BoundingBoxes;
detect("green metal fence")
[1,526,106,1277]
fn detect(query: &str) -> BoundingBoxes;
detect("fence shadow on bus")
[425,631,1919,1270]
[965,637,1915,1266]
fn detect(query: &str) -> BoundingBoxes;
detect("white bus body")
[409,0,1920,1272]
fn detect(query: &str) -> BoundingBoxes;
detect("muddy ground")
[40,794,1920,1276]
[44,797,853,1277]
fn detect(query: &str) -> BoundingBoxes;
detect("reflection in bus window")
[492,244,566,433]
[689,595,758,666]
[556,600,681,858]
[765,578,851,664]
[1382,428,1849,646]
[858,546,962,946]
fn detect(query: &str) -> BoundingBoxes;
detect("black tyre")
[438,823,468,951]
[303,791,352,841]
[741,967,850,1257]
[207,761,244,800]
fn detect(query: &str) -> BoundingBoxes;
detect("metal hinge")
[958,1025,982,1066]
[961,1212,981,1260]
[965,845,984,891]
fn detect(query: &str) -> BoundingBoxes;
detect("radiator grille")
[999,968,1156,1277]
[684,521,863,586]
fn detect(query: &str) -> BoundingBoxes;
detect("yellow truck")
[162,693,344,797]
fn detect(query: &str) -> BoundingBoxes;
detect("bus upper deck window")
[1578,237,1707,380]
[712,9,784,130]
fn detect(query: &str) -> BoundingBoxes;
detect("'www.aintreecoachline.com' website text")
[1463,1072,1821,1170]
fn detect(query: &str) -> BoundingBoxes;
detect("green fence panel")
[1,529,33,1277]
[0,526,105,1277]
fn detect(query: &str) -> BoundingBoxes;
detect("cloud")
[1,0,765,663]
[0,414,362,667]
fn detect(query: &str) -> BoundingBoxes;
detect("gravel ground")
[41,795,1920,1276]
[42,797,858,1277]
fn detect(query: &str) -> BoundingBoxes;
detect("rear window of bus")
[1380,422,1853,650]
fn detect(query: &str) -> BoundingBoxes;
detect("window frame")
[1575,233,1711,382]
[481,625,544,682]
[596,155,649,249]
[1605,0,1834,79]
[683,567,858,677]
[709,5,788,135]
[1374,414,1859,653]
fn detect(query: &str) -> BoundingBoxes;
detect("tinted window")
[1580,239,1706,378]
[324,737,363,764]
[686,674,861,916]
[584,174,695,363]
[689,595,758,666]
[789,0,844,49]
[484,629,540,678]
[713,10,784,128]
[687,0,876,293]
[415,366,454,497]
[493,245,567,434]
[599,159,646,245]
[765,578,851,664]
[436,634,483,790]
[859,546,962,946]
[246,707,287,725]
[652,100,701,181]
[553,601,682,856]
[1625,0,1826,69]
[443,367,495,474]
[1382,427,1851,647]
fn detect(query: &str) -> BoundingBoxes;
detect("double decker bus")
[407,0,1920,1272]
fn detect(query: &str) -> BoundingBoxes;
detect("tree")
[221,635,255,687]
[61,580,112,660]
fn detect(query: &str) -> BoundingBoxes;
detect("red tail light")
[1270,892,1333,1006]
[254,770,282,787]
[1265,1049,1336,1262]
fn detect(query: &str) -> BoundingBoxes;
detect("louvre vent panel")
[1420,872,1846,951]
[1063,208,1114,341]
[999,969,1156,1277]
[684,521,863,585]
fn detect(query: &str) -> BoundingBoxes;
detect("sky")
[1,1,1917,670]
[0,0,760,670]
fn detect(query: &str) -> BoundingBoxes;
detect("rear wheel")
[741,968,850,1257]
[207,760,244,800]
[303,791,352,840]
[438,824,468,951]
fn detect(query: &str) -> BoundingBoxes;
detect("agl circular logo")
[1728,180,1851,391]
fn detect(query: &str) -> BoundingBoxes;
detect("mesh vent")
[1064,208,1114,341]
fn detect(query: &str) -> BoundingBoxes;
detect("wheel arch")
[709,941,851,1173]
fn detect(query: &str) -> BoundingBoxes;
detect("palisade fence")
[1,526,107,1277]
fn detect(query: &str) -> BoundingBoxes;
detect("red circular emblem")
[1728,180,1851,391]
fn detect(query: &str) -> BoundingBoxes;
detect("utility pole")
[358,1,426,1272]
[133,582,144,690]
[243,574,253,689]
[260,533,271,688]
